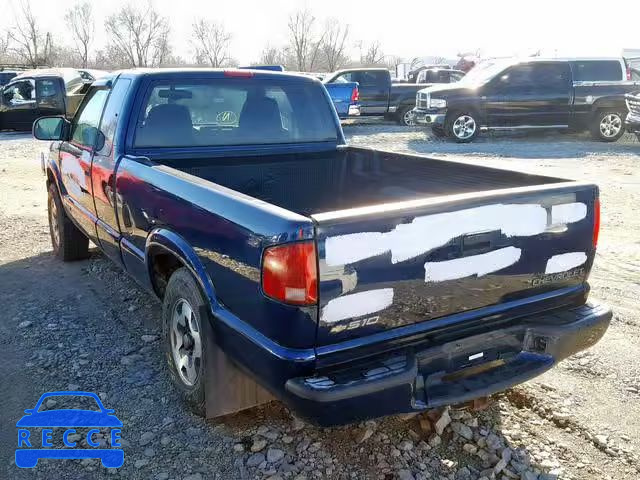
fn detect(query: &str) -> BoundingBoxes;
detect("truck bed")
[159,146,596,350]
[162,147,565,217]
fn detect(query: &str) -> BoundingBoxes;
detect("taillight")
[593,199,601,248]
[262,242,317,305]
[351,86,359,103]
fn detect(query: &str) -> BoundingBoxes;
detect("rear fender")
[145,228,218,310]
[591,96,628,113]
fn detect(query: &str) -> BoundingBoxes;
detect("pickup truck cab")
[413,57,639,142]
[35,68,611,426]
[324,68,430,126]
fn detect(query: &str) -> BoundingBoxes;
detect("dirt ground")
[0,125,639,480]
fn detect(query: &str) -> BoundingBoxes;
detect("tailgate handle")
[462,231,501,256]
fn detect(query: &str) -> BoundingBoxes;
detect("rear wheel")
[591,109,625,142]
[397,106,415,126]
[47,183,89,261]
[445,111,479,143]
[162,267,209,416]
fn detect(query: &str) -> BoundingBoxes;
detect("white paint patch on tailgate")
[424,246,522,283]
[320,288,394,324]
[545,252,587,274]
[551,202,587,225]
[325,203,547,266]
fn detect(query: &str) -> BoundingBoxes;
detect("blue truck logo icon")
[15,391,124,468]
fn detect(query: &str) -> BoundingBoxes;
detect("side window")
[36,79,59,99]
[333,72,355,83]
[3,80,36,104]
[530,63,570,91]
[358,71,386,85]
[450,72,464,82]
[499,64,535,88]
[96,79,131,156]
[70,89,109,148]
[571,61,623,81]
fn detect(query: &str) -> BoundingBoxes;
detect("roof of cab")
[115,68,320,84]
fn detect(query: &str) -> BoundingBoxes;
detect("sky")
[2,0,639,66]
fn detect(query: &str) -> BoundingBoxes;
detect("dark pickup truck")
[324,68,431,125]
[35,68,611,426]
[413,57,640,142]
[625,91,640,140]
[0,69,84,131]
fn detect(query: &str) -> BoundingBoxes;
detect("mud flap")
[201,306,274,419]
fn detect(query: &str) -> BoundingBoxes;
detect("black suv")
[413,58,639,142]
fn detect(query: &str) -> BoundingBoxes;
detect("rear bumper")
[411,107,446,127]
[285,302,611,426]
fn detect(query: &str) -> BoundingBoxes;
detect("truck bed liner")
[163,147,565,217]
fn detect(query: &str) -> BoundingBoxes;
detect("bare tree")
[320,19,349,71]
[8,0,54,66]
[104,2,171,68]
[0,31,10,62]
[361,41,384,66]
[287,9,326,71]
[258,45,286,66]
[191,19,232,67]
[65,1,94,68]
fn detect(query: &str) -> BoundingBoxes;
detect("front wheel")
[162,267,209,416]
[397,106,415,126]
[591,110,625,142]
[446,111,479,142]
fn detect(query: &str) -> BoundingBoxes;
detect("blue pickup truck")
[35,68,611,426]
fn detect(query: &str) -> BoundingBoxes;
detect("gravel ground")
[1,124,639,480]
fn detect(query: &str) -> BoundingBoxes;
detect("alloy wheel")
[600,114,622,138]
[452,115,476,140]
[170,298,202,387]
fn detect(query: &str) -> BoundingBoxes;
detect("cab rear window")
[134,78,338,148]
[571,61,623,81]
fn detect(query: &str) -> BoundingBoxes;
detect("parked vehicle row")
[34,67,610,426]
[412,57,640,142]
[324,67,462,125]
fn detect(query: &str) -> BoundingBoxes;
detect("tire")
[397,106,415,126]
[162,267,209,416]
[431,125,447,138]
[590,109,625,142]
[445,110,479,143]
[47,183,89,261]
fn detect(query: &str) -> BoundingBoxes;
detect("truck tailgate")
[313,182,598,348]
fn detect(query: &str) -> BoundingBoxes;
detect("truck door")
[36,78,66,118]
[355,70,391,114]
[91,78,132,265]
[484,62,571,127]
[58,87,109,242]
[0,79,37,130]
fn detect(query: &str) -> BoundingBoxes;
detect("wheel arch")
[145,228,218,310]
[590,97,628,114]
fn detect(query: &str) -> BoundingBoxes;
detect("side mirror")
[33,116,68,141]
[23,409,34,414]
